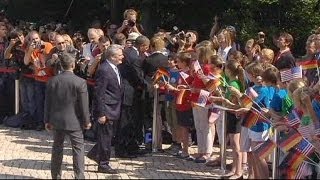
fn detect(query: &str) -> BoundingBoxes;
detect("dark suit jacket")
[44,71,90,131]
[143,52,169,77]
[94,60,123,120]
[123,47,145,86]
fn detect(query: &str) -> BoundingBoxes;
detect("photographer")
[176,30,198,53]
[46,35,78,75]
[24,30,53,130]
[4,29,36,120]
[116,9,144,37]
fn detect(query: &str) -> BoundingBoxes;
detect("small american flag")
[286,110,301,128]
[295,162,311,179]
[193,60,203,74]
[196,89,210,107]
[179,71,189,80]
[315,128,320,138]
[297,124,314,140]
[280,66,303,82]
[295,138,315,157]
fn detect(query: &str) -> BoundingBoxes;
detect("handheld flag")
[252,139,276,159]
[280,66,303,82]
[278,128,303,152]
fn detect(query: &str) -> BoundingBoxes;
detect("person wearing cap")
[125,32,140,48]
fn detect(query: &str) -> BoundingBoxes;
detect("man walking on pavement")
[44,52,91,179]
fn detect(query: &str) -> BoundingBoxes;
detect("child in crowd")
[223,60,245,179]
[164,53,182,155]
[165,52,194,159]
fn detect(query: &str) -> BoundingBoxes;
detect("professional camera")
[128,20,136,27]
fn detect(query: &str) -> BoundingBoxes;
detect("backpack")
[3,112,36,129]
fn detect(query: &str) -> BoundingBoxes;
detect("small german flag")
[205,79,221,92]
[157,67,170,78]
[252,139,276,159]
[240,94,253,108]
[296,60,318,70]
[241,109,259,128]
[278,128,303,152]
[280,148,305,170]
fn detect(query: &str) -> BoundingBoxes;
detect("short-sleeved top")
[165,68,180,102]
[225,79,243,100]
[31,42,54,82]
[273,50,296,71]
[250,85,272,132]
[190,63,212,102]
[270,88,288,113]
[175,70,193,111]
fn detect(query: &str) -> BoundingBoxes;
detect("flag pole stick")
[272,128,279,179]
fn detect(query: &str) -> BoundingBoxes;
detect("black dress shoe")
[87,153,99,164]
[98,166,118,174]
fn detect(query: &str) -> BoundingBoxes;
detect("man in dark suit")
[44,52,91,179]
[87,44,124,174]
[120,36,150,148]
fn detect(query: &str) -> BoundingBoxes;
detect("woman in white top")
[217,29,233,62]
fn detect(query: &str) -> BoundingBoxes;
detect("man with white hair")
[87,44,124,174]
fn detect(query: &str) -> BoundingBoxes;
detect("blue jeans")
[34,81,46,123]
[20,76,36,119]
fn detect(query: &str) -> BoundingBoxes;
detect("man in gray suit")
[87,44,124,174]
[44,52,91,179]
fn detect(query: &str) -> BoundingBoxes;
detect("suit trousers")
[88,121,114,168]
[51,130,85,179]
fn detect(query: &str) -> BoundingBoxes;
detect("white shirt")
[218,46,232,62]
[107,60,121,85]
[132,46,139,56]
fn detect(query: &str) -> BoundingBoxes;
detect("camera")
[177,31,191,40]
[32,41,45,49]
[127,20,136,27]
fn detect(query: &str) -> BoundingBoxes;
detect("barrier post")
[152,88,159,153]
[272,128,279,179]
[14,79,19,115]
[220,110,227,173]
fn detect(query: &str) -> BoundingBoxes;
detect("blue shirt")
[250,85,272,132]
[270,88,288,113]
[312,99,320,121]
[165,69,180,102]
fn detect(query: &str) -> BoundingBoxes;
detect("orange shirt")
[31,42,54,82]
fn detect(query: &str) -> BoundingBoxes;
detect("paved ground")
[0,125,234,179]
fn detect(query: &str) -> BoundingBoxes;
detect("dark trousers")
[34,81,46,123]
[51,130,85,179]
[20,76,36,118]
[0,72,15,116]
[88,121,113,168]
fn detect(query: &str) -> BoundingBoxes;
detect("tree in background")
[3,0,320,56]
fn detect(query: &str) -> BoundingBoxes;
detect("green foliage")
[4,0,320,55]
[123,0,320,55]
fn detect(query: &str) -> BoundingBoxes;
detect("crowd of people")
[1,8,320,179]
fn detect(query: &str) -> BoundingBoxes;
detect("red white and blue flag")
[280,66,303,82]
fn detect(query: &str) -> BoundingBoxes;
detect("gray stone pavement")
[0,125,233,179]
